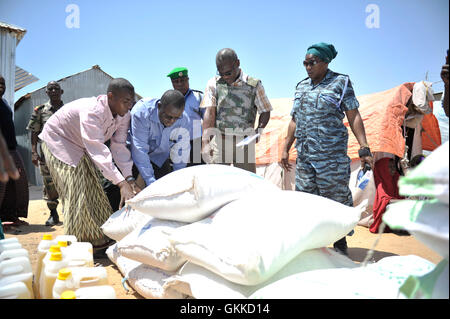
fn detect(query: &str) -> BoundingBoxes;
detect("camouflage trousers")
[295,154,353,207]
[39,159,59,210]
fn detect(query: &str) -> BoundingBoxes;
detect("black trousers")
[187,138,205,167]
[132,160,173,180]
[103,160,174,212]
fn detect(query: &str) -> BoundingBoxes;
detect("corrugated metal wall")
[0,28,17,112]
[14,67,114,186]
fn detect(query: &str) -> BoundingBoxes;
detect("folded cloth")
[412,81,434,114]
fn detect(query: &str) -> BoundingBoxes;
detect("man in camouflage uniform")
[27,81,64,226]
[281,43,374,256]
[201,48,272,173]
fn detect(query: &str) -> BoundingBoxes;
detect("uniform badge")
[179,72,183,77]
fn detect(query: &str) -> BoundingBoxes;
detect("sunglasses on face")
[302,60,320,68]
[217,62,237,77]
[217,69,235,77]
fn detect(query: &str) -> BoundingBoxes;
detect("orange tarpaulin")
[255,98,297,165]
[422,101,442,151]
[255,83,441,165]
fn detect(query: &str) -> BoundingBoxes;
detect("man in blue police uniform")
[281,43,374,256]
[167,67,205,166]
[130,90,191,187]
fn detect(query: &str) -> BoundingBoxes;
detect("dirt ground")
[2,185,443,299]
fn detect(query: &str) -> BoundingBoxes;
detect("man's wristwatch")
[126,176,135,182]
[358,146,372,158]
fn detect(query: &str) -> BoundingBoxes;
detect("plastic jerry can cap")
[42,234,53,240]
[49,245,61,253]
[58,268,72,280]
[61,290,76,299]
[50,252,63,261]
[58,241,68,247]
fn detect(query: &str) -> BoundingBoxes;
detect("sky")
[1,0,449,102]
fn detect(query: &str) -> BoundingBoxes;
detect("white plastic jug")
[0,240,22,254]
[60,285,116,299]
[0,237,19,245]
[0,256,34,298]
[52,266,109,299]
[0,256,32,279]
[0,248,29,263]
[35,234,56,292]
[36,244,62,297]
[39,252,68,299]
[58,241,93,268]
[70,242,93,254]
[0,281,32,299]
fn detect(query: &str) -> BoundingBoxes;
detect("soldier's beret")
[167,67,188,79]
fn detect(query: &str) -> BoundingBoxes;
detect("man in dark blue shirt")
[168,67,204,166]
[130,90,191,187]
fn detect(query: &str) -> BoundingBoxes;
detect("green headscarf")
[306,43,338,63]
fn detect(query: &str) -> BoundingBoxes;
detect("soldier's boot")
[45,209,60,226]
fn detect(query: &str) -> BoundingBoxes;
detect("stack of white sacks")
[101,163,443,299]
[382,141,449,299]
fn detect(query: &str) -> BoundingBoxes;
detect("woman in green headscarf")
[281,42,373,255]
[307,42,338,63]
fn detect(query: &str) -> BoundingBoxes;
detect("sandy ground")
[2,185,443,299]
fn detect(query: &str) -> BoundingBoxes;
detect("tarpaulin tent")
[255,82,442,191]
[345,82,441,160]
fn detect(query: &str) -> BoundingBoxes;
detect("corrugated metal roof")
[14,65,143,110]
[0,21,26,44]
[15,65,39,91]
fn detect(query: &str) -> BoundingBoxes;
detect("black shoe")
[45,210,60,226]
[333,238,349,256]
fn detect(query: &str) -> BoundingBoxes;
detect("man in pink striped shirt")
[39,78,139,253]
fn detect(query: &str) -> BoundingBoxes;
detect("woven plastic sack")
[169,190,365,285]
[383,199,449,259]
[101,206,152,241]
[398,141,449,204]
[106,244,184,299]
[117,218,187,271]
[125,164,280,223]
[249,255,436,299]
[164,247,357,299]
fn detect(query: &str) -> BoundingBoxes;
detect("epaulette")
[247,76,260,88]
[331,71,348,77]
[191,89,203,94]
[296,77,310,88]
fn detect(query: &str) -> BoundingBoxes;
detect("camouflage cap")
[167,67,188,79]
